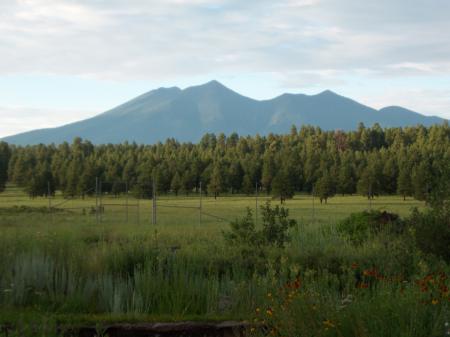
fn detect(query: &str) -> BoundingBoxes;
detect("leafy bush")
[408,203,450,263]
[337,210,404,244]
[224,202,297,249]
[223,208,260,247]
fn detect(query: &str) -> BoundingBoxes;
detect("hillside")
[2,80,446,145]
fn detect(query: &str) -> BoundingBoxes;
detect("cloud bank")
[0,0,449,137]
[1,0,449,81]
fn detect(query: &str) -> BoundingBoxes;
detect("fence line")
[1,178,386,227]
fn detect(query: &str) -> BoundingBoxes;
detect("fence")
[0,181,417,227]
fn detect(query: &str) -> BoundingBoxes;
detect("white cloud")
[359,89,450,119]
[0,0,448,81]
[0,106,96,137]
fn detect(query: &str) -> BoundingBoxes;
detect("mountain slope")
[2,81,446,145]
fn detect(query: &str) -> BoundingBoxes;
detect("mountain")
[2,80,446,145]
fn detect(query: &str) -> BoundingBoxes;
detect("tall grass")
[0,194,448,337]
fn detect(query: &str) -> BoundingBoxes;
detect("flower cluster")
[415,272,449,305]
[251,277,302,337]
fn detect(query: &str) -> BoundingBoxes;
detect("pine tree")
[0,142,10,192]
[357,154,383,199]
[397,165,411,200]
[181,170,195,195]
[315,171,335,204]
[337,153,356,195]
[271,169,294,204]
[208,162,223,199]
[241,174,254,195]
[228,161,244,193]
[411,162,430,201]
[261,153,275,194]
[170,172,182,196]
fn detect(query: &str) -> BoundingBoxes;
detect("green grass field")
[1,187,449,337]
[0,184,425,228]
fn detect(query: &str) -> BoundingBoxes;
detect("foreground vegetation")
[0,124,448,335]
[0,189,449,336]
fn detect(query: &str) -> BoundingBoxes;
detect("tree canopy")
[1,124,448,204]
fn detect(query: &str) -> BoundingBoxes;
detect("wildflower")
[363,269,378,277]
[266,308,273,316]
[323,319,335,328]
[267,292,272,298]
[431,299,439,305]
[357,282,369,289]
[255,307,260,313]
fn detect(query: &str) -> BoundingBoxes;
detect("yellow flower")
[255,307,260,313]
[323,319,335,328]
[266,309,273,316]
[431,299,439,305]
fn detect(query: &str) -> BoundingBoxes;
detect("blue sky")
[1,0,449,137]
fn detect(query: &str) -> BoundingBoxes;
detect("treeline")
[0,123,449,203]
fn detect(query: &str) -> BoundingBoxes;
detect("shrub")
[408,203,450,263]
[337,210,404,244]
[224,202,297,249]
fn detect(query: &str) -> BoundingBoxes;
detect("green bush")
[224,202,297,248]
[408,203,450,263]
[223,202,297,273]
[337,210,404,244]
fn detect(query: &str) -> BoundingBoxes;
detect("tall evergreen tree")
[0,142,10,192]
[315,171,335,204]
[271,169,294,204]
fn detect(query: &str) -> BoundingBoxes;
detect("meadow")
[0,187,449,337]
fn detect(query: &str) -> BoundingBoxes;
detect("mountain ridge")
[2,81,446,145]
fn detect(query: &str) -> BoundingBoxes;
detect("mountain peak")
[317,89,338,96]
[206,79,222,85]
[2,82,446,145]
[197,80,229,90]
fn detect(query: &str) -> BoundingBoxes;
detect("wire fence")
[0,179,403,227]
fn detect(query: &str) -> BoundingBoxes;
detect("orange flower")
[323,319,335,328]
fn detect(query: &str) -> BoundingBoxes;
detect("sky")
[1,0,449,138]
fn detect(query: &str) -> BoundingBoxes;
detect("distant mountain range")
[2,80,446,145]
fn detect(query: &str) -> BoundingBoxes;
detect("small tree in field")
[315,171,335,204]
[260,202,297,247]
[224,201,297,249]
[170,172,182,196]
[271,170,294,204]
